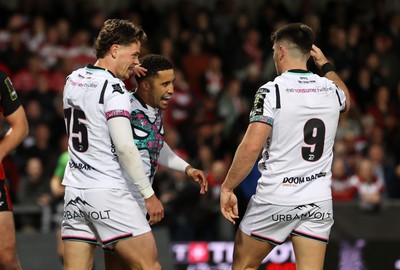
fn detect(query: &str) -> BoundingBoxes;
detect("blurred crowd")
[0,0,399,241]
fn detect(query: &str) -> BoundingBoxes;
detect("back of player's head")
[271,23,314,56]
[136,54,174,83]
[94,19,147,58]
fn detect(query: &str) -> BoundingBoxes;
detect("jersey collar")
[286,69,309,73]
[133,93,148,109]
[86,64,116,78]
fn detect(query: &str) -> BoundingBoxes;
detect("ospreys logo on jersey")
[252,91,266,116]
[250,89,274,126]
[4,77,18,101]
[112,83,124,94]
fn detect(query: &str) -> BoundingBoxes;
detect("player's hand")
[134,64,147,77]
[53,185,65,198]
[310,44,329,69]
[186,167,208,194]
[220,188,239,224]
[145,194,164,225]
[50,177,65,198]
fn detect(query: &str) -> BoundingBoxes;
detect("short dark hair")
[136,54,174,83]
[271,23,314,55]
[94,19,147,58]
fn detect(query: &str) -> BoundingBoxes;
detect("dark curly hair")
[271,23,314,55]
[94,19,147,58]
[136,54,174,84]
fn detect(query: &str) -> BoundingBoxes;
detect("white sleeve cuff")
[140,185,155,199]
[158,143,190,173]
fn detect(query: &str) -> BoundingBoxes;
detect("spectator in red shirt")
[331,157,356,201]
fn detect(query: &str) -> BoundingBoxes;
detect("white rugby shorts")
[61,187,151,248]
[239,197,334,245]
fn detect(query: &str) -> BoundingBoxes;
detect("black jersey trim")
[275,84,281,109]
[87,64,116,78]
[132,94,148,109]
[99,80,108,104]
[286,69,309,73]
[334,86,346,112]
[335,87,342,106]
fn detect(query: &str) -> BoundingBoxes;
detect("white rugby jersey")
[128,94,164,212]
[62,65,132,190]
[250,70,346,205]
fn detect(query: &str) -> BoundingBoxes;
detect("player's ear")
[140,80,150,91]
[110,44,119,59]
[279,45,285,61]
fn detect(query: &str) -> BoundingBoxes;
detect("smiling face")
[114,42,141,80]
[146,69,175,110]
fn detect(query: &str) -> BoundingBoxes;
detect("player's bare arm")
[50,175,65,198]
[220,122,271,224]
[158,142,208,194]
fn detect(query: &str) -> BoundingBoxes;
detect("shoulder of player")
[0,70,18,98]
[96,79,129,106]
[0,69,7,80]
[0,70,10,90]
[256,80,276,95]
[103,78,128,95]
[129,92,138,105]
[129,94,150,112]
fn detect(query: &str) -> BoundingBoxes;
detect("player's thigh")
[232,229,275,270]
[63,241,96,270]
[291,235,327,270]
[104,252,129,270]
[0,211,17,252]
[114,231,161,270]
